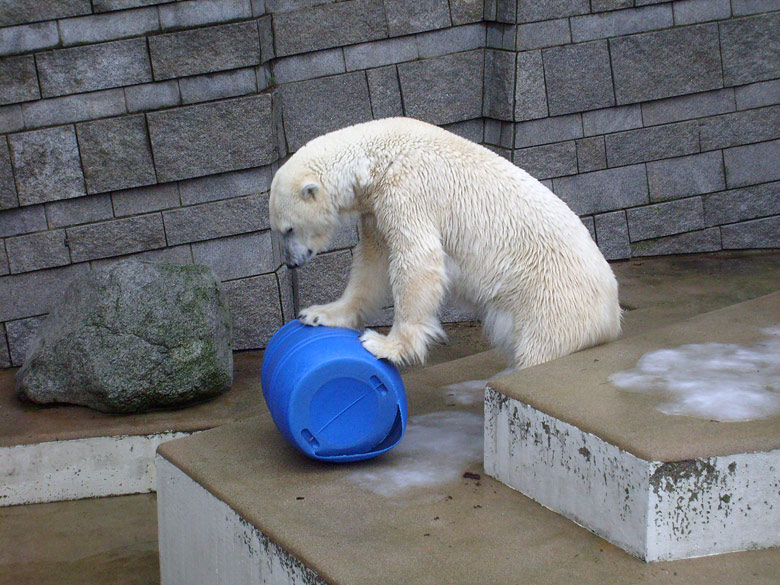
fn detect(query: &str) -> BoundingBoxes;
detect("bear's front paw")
[359,329,405,364]
[298,303,360,329]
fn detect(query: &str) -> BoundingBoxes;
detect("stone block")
[0,104,23,134]
[0,22,59,57]
[344,36,418,72]
[515,18,570,51]
[450,0,483,24]
[113,183,181,217]
[484,119,514,149]
[0,139,18,210]
[163,194,270,246]
[0,263,90,322]
[6,230,70,274]
[0,324,9,368]
[570,4,673,43]
[735,79,780,111]
[552,164,648,215]
[398,51,483,126]
[179,165,275,206]
[273,0,387,57]
[591,0,633,11]
[513,141,577,180]
[295,249,352,308]
[179,68,257,105]
[91,244,193,269]
[6,315,45,367]
[384,0,450,36]
[275,265,295,321]
[610,24,722,105]
[93,0,171,10]
[594,210,631,260]
[149,21,260,81]
[147,95,278,182]
[76,114,157,194]
[732,0,780,16]
[704,181,780,227]
[275,49,346,83]
[416,23,484,59]
[221,274,283,349]
[192,231,276,281]
[445,119,484,143]
[575,136,607,173]
[605,121,699,166]
[486,0,517,23]
[36,39,152,98]
[646,151,725,202]
[723,138,780,188]
[125,81,181,113]
[0,0,90,26]
[258,15,274,62]
[159,0,252,29]
[720,13,780,86]
[582,104,642,137]
[486,22,515,50]
[543,41,615,115]
[699,106,780,151]
[0,205,46,238]
[516,0,589,23]
[58,7,160,45]
[641,88,735,127]
[513,50,547,121]
[45,193,114,229]
[514,113,582,148]
[21,89,127,129]
[673,0,730,25]
[67,214,167,263]
[367,66,404,119]
[483,50,515,121]
[8,126,86,206]
[626,197,705,241]
[0,241,7,276]
[0,55,40,106]
[630,227,721,257]
[721,215,780,249]
[280,72,373,152]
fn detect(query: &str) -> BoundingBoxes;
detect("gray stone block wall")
[0,0,778,366]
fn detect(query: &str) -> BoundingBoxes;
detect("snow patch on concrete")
[345,411,483,496]
[609,327,780,422]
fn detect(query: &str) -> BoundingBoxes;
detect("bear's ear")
[301,182,319,200]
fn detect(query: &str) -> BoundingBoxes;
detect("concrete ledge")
[0,352,264,506]
[1,431,189,506]
[485,292,780,561]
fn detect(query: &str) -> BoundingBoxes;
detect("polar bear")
[269,117,621,368]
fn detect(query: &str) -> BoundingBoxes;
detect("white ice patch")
[441,368,516,406]
[344,411,483,497]
[609,327,780,422]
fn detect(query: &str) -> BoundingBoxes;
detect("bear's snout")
[282,231,314,268]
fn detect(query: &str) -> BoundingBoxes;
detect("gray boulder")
[16,260,233,413]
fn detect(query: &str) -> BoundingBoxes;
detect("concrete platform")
[485,293,780,561]
[157,329,779,583]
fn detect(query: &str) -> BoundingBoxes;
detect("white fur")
[269,118,622,367]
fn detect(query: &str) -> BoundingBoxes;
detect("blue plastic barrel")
[261,320,408,462]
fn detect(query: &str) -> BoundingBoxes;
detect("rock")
[16,260,233,413]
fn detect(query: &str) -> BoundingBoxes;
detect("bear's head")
[269,156,340,269]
